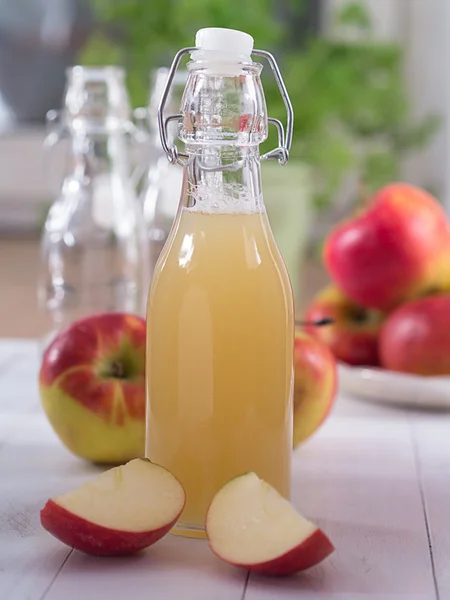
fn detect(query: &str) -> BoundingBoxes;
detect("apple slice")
[206,472,334,576]
[40,458,185,556]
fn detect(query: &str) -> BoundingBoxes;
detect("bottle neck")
[183,144,264,214]
[174,60,269,215]
[68,130,132,180]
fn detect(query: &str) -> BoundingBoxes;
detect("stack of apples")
[304,183,450,376]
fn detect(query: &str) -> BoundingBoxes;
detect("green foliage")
[79,0,441,209]
[81,0,281,108]
[338,1,372,30]
[263,33,441,207]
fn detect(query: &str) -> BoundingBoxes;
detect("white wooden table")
[0,339,448,600]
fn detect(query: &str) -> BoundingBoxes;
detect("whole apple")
[293,329,337,447]
[39,312,146,464]
[379,293,450,376]
[324,183,449,311]
[304,285,384,366]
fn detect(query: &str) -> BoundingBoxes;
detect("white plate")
[338,363,450,410]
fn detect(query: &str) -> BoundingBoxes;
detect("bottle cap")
[195,28,254,61]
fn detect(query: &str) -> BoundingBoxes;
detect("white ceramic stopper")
[195,28,254,60]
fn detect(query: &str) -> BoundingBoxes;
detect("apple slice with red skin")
[40,458,185,556]
[206,472,334,576]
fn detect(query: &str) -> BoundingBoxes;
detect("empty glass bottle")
[136,67,187,282]
[38,66,149,349]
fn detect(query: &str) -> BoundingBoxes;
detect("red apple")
[293,329,337,447]
[206,472,334,576]
[324,183,449,311]
[39,312,146,464]
[379,293,450,375]
[304,285,384,367]
[40,458,186,556]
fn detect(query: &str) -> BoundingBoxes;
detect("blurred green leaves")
[337,1,372,30]
[81,0,281,107]
[262,4,441,208]
[80,0,441,209]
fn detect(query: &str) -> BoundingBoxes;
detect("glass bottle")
[38,66,149,350]
[138,67,187,283]
[145,28,295,538]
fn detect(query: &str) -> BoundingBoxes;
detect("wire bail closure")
[157,47,294,168]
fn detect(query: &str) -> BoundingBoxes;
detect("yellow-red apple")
[39,312,146,464]
[304,285,384,367]
[206,472,334,576]
[293,329,337,447]
[324,183,449,311]
[40,458,186,556]
[379,293,450,375]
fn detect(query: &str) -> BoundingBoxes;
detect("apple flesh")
[324,183,449,311]
[304,285,383,367]
[39,312,147,464]
[40,458,186,556]
[206,472,334,576]
[293,329,337,447]
[379,293,450,375]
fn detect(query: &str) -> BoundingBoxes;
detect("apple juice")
[146,206,294,536]
[145,26,295,538]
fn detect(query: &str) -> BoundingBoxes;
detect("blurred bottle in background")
[136,68,187,283]
[37,66,149,350]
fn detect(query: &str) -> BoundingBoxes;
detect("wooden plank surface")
[246,397,437,600]
[0,340,448,600]
[43,535,248,600]
[0,416,247,600]
[0,341,247,600]
[411,413,450,600]
[0,341,74,600]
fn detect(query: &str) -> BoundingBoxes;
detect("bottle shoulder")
[150,209,292,292]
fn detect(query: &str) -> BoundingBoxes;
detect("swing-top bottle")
[146,28,295,537]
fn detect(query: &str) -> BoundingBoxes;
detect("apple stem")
[110,361,126,379]
[295,317,334,328]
